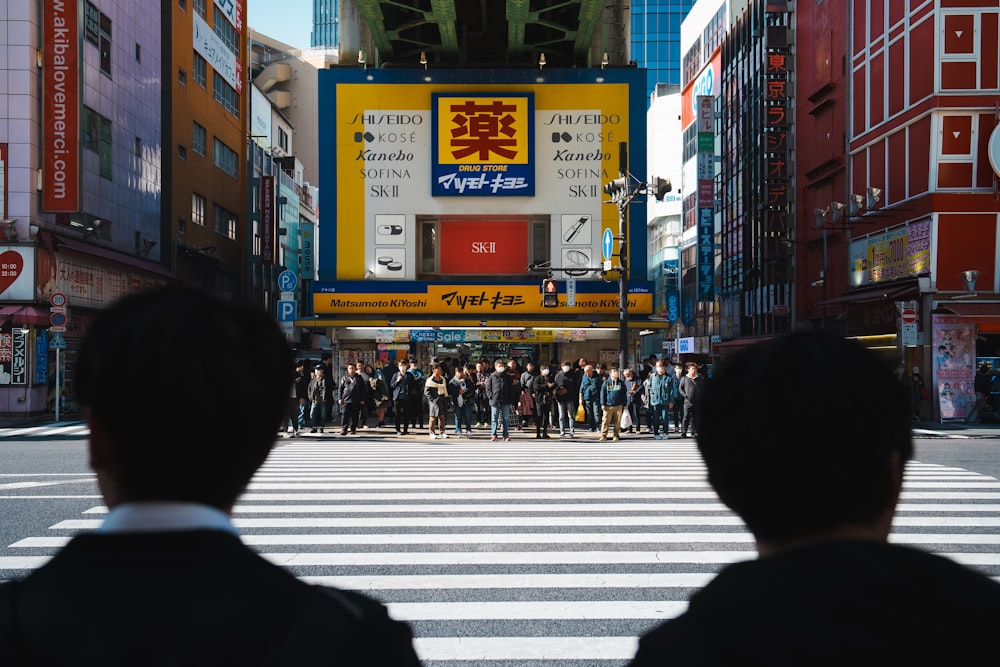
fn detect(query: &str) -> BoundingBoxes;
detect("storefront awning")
[0,305,50,326]
[47,232,178,281]
[938,302,1000,317]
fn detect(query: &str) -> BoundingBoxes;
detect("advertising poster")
[932,315,977,420]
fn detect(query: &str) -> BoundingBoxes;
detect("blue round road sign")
[277,270,297,292]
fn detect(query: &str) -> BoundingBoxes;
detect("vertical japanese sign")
[300,222,314,279]
[260,175,274,266]
[763,21,790,237]
[0,327,27,386]
[932,315,977,420]
[43,0,80,212]
[431,93,534,196]
[696,95,715,303]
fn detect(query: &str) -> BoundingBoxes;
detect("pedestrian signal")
[542,279,558,308]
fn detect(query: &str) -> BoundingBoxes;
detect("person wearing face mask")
[486,359,514,441]
[599,367,627,441]
[553,361,578,438]
[531,366,556,439]
[646,359,677,440]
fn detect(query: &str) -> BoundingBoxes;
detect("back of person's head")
[696,330,913,545]
[75,286,292,509]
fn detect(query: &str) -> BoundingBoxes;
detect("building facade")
[307,67,661,368]
[0,1,174,417]
[163,0,248,299]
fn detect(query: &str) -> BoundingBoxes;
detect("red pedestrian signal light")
[542,279,558,308]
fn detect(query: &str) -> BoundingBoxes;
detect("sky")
[247,0,313,50]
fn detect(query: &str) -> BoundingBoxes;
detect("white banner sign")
[193,14,242,93]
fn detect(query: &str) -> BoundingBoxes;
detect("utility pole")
[603,142,672,372]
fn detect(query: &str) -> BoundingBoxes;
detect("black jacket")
[0,531,420,666]
[339,373,368,404]
[631,540,1000,666]
[553,370,577,402]
[486,369,514,406]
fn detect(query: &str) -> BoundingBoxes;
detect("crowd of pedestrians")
[286,353,705,440]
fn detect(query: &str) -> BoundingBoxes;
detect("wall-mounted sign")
[432,93,534,197]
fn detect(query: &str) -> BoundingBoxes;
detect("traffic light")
[651,176,672,201]
[603,177,628,199]
[542,278,558,308]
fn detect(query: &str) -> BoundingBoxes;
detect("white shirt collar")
[98,501,238,535]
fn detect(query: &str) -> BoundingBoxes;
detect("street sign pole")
[55,347,60,422]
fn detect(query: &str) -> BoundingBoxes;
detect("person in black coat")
[486,359,514,441]
[553,361,578,437]
[531,366,556,439]
[389,360,411,435]
[0,286,421,666]
[629,331,1000,666]
[337,363,368,435]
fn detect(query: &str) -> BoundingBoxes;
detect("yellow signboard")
[313,284,652,315]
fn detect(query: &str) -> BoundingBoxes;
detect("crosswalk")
[3,441,1000,665]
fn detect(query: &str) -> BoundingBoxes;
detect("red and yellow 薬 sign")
[432,93,534,196]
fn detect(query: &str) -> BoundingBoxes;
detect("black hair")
[696,330,912,544]
[75,286,292,509]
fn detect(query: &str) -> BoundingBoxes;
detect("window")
[178,0,186,10]
[178,144,187,160]
[213,6,239,56]
[135,137,142,156]
[82,105,112,177]
[99,12,112,76]
[178,67,186,85]
[192,193,206,226]
[277,127,289,154]
[135,43,141,62]
[193,0,206,19]
[213,72,240,118]
[213,137,238,178]
[178,218,187,234]
[193,52,206,87]
[214,205,238,240]
[192,122,206,156]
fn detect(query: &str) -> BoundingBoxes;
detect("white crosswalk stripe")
[3,441,1000,665]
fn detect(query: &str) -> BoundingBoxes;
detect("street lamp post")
[604,152,671,371]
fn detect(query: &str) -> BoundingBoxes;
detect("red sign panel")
[439,219,528,275]
[260,175,274,266]
[43,1,80,212]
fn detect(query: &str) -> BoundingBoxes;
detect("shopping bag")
[576,403,586,422]
[620,409,633,430]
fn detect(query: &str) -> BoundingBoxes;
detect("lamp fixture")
[358,50,366,70]
[813,208,827,228]
[138,238,157,257]
[867,186,881,209]
[601,52,609,69]
[419,51,427,69]
[82,219,102,239]
[538,53,546,70]
[0,219,18,242]
[829,201,845,223]
[961,269,979,295]
[849,193,865,215]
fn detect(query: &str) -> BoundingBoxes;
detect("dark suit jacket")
[0,530,420,666]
